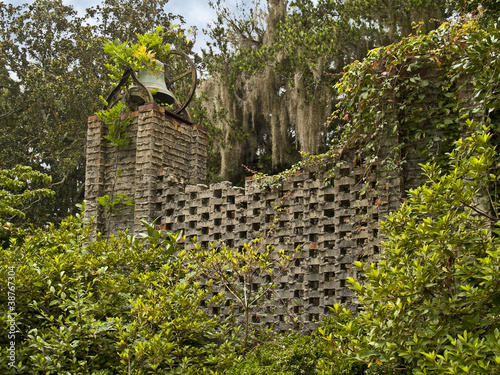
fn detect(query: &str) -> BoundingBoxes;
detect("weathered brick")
[84,110,419,331]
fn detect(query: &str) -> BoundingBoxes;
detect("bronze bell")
[129,62,176,106]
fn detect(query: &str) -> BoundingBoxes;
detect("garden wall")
[84,104,409,331]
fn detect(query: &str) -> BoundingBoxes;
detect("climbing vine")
[333,15,499,171]
[252,14,500,191]
[95,101,134,227]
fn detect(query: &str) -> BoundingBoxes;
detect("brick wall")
[156,150,401,331]
[85,106,407,330]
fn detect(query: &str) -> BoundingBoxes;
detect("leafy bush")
[226,329,386,375]
[320,124,500,374]
[0,212,238,374]
[226,332,329,375]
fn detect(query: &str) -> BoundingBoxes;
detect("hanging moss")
[199,0,453,184]
[199,0,337,183]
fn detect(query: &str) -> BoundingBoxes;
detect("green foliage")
[451,19,500,132]
[448,0,500,21]
[96,99,132,148]
[0,214,238,374]
[103,26,171,82]
[0,166,54,220]
[320,125,500,374]
[227,332,330,375]
[251,149,338,191]
[228,328,398,375]
[333,16,500,172]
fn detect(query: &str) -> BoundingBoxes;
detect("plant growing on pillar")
[96,99,132,149]
[95,101,134,230]
[103,26,171,84]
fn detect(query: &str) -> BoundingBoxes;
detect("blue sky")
[6,0,224,52]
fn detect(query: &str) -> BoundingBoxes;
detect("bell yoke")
[104,50,197,119]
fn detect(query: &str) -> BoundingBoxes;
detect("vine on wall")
[253,15,500,192]
[333,15,500,172]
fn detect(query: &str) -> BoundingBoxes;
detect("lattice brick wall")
[157,150,401,331]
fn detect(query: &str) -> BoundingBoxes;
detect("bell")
[129,62,176,106]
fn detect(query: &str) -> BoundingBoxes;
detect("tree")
[85,0,194,50]
[0,166,54,221]
[0,0,196,226]
[448,0,500,21]
[199,0,452,183]
[0,0,99,225]
[189,236,295,348]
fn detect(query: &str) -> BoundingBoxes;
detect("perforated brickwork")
[85,106,405,330]
[156,150,401,331]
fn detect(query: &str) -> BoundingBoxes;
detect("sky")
[167,0,219,52]
[6,0,225,53]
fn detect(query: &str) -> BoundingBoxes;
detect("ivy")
[251,148,338,191]
[333,16,499,172]
[252,15,500,192]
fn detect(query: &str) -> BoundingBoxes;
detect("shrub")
[226,332,329,375]
[0,212,237,374]
[320,124,500,374]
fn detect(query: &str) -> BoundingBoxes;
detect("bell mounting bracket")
[105,50,197,118]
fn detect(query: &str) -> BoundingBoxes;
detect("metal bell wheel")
[105,50,197,120]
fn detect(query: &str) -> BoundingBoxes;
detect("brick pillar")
[84,103,207,236]
[133,103,165,233]
[84,115,107,234]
